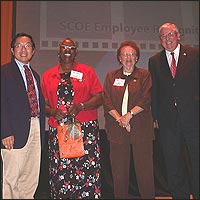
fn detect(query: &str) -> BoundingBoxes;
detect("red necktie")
[24,65,39,117]
[170,52,176,78]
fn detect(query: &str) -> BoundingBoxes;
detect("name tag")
[113,78,125,86]
[70,70,83,80]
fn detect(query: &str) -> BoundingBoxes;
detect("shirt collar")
[15,58,30,70]
[165,43,180,56]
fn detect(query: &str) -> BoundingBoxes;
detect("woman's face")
[119,46,138,72]
[58,39,77,64]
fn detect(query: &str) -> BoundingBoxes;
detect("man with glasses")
[148,22,199,199]
[1,32,45,199]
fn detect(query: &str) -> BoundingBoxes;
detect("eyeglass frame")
[59,45,77,50]
[13,43,33,50]
[120,52,137,58]
[160,32,177,40]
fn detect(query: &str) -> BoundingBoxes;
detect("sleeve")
[148,58,159,120]
[103,72,116,113]
[89,67,103,95]
[41,72,48,100]
[1,68,12,139]
[135,70,152,111]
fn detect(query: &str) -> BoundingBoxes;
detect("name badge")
[70,70,83,80]
[113,78,125,86]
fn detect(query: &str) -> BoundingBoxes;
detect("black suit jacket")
[148,44,199,131]
[1,60,45,149]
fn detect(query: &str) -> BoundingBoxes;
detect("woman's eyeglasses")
[60,45,76,50]
[120,52,137,58]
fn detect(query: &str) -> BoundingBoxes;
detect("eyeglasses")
[60,45,76,50]
[160,32,177,40]
[14,43,33,50]
[120,52,137,58]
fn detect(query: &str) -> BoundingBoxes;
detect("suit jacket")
[148,44,199,131]
[103,67,155,144]
[1,60,45,149]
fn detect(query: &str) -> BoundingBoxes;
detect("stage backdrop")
[15,1,199,129]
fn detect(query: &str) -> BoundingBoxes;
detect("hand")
[154,120,159,129]
[53,109,67,120]
[118,112,132,128]
[2,136,14,150]
[118,120,131,132]
[67,104,82,118]
[125,123,131,132]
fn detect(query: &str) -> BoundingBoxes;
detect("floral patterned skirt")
[47,120,101,199]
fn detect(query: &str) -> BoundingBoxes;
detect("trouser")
[110,141,155,199]
[160,124,199,199]
[1,117,41,199]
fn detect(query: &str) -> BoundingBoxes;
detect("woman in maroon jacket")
[103,40,155,199]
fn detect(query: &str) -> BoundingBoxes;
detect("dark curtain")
[1,1,13,65]
[1,2,14,198]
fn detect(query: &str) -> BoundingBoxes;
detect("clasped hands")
[117,112,132,132]
[53,104,82,121]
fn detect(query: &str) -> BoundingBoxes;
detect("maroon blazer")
[1,60,46,149]
[103,67,155,144]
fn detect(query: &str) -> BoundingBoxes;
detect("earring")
[57,54,60,57]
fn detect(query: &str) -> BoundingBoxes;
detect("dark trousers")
[160,122,199,199]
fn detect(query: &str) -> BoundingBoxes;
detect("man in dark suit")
[1,33,45,199]
[148,22,199,199]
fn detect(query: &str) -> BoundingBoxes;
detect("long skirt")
[48,120,101,199]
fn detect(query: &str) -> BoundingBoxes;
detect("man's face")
[11,36,35,64]
[159,27,180,52]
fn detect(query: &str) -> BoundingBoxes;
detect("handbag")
[57,119,85,158]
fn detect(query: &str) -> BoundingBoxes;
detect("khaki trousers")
[1,117,41,199]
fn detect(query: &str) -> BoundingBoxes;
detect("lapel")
[29,66,43,105]
[30,66,39,87]
[160,50,172,78]
[176,44,187,76]
[11,61,27,90]
[160,45,188,79]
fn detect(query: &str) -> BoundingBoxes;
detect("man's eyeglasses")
[120,52,137,58]
[60,45,76,50]
[160,32,177,40]
[14,43,33,50]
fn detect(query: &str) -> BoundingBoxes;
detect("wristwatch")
[130,110,134,116]
[80,102,85,110]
